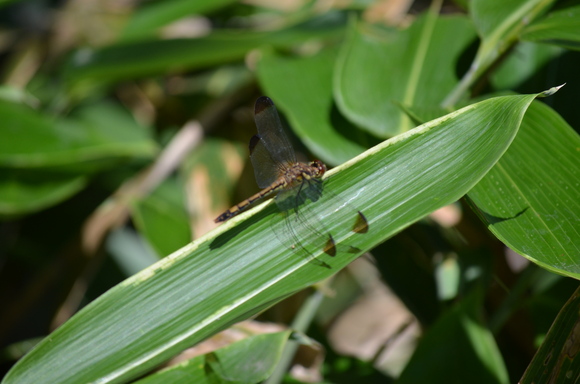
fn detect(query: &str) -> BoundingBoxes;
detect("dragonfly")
[215,96,368,257]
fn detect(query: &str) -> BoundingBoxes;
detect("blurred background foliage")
[0,0,579,383]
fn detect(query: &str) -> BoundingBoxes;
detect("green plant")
[1,0,578,383]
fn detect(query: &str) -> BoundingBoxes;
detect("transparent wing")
[253,96,297,166]
[249,134,284,188]
[274,180,337,264]
[274,178,370,259]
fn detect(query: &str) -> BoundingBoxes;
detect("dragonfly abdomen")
[214,181,283,223]
[214,162,325,223]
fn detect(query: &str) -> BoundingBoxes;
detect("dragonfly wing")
[274,180,336,258]
[254,96,297,165]
[249,134,284,188]
[275,179,370,258]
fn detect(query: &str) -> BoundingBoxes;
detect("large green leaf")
[257,48,367,166]
[134,331,292,384]
[490,41,563,90]
[0,101,157,170]
[0,101,156,214]
[521,5,580,50]
[0,171,87,215]
[120,0,237,42]
[467,100,580,279]
[2,92,543,384]
[131,178,191,257]
[334,14,475,136]
[64,14,346,87]
[444,0,556,106]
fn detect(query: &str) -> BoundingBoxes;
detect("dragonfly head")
[310,160,327,178]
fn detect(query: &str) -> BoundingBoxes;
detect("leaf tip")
[538,83,566,98]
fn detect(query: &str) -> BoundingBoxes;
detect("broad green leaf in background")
[257,48,367,166]
[334,14,475,137]
[397,290,509,384]
[134,331,292,384]
[490,41,563,91]
[521,5,580,51]
[0,171,87,215]
[180,64,254,98]
[131,178,191,257]
[0,101,156,214]
[467,100,580,279]
[64,13,346,88]
[470,0,554,40]
[2,92,544,384]
[120,0,238,42]
[443,0,556,107]
[0,101,157,170]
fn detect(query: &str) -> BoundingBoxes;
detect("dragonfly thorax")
[282,160,326,187]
